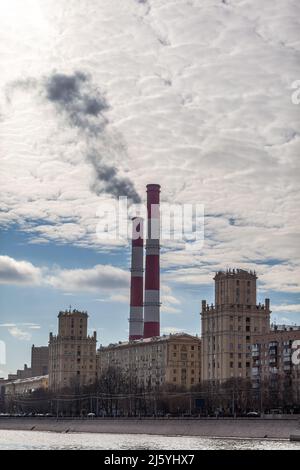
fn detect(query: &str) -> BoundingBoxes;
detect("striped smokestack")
[129,217,144,341]
[144,184,161,338]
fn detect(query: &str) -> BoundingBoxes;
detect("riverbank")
[0,417,299,439]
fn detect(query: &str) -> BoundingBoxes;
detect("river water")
[0,430,299,450]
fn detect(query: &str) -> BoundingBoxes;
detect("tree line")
[1,366,299,417]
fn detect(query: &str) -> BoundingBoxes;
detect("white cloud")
[0,255,42,286]
[271,304,300,313]
[160,327,184,335]
[7,326,31,341]
[47,264,129,293]
[0,254,129,296]
[109,293,129,303]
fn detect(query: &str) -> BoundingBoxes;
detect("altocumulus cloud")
[0,0,299,298]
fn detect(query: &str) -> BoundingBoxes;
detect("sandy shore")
[0,417,299,439]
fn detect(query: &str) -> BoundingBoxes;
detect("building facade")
[49,309,97,392]
[31,345,49,377]
[4,375,49,397]
[252,325,300,405]
[97,333,201,389]
[201,269,271,382]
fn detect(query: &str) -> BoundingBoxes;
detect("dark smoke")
[88,153,141,203]
[45,71,108,132]
[44,71,140,203]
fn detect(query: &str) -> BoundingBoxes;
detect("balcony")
[252,351,260,358]
[269,358,277,365]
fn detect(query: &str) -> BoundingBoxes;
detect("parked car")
[246,411,260,417]
[270,408,282,415]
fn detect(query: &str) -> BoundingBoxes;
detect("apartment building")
[49,309,97,391]
[31,345,49,377]
[201,269,271,382]
[97,333,201,389]
[252,325,300,404]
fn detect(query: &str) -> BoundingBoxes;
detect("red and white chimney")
[144,184,161,338]
[129,217,144,341]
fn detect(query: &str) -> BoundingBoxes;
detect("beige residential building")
[49,309,97,391]
[252,325,300,404]
[201,269,271,382]
[4,375,49,396]
[31,345,49,377]
[97,333,201,389]
[15,364,32,380]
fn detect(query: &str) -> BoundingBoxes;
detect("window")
[246,325,250,332]
[238,362,242,368]
[230,362,234,368]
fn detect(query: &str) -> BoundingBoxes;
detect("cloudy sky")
[0,0,300,376]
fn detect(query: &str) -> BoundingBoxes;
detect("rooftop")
[98,332,200,351]
[214,268,257,279]
[4,375,49,386]
[58,308,88,317]
[271,324,300,332]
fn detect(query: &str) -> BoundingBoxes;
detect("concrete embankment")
[0,417,299,439]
